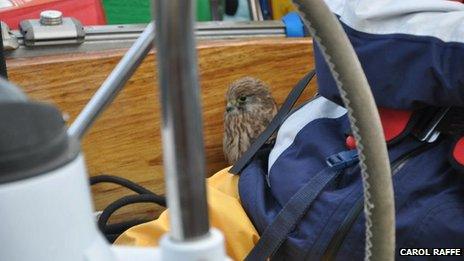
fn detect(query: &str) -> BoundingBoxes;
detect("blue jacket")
[238,1,464,259]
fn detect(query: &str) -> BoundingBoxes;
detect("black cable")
[104,218,152,235]
[105,234,123,244]
[90,174,167,241]
[90,174,159,196]
[0,22,8,79]
[101,219,150,244]
[102,218,153,243]
[97,193,167,233]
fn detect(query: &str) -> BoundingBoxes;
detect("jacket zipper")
[320,143,436,260]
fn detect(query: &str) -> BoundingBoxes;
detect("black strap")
[245,167,342,260]
[321,143,436,260]
[229,70,316,174]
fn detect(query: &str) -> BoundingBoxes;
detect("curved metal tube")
[0,77,28,102]
[67,23,154,140]
[292,0,395,260]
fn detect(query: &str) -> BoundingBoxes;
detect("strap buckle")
[326,150,359,170]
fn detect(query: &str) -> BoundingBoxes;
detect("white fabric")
[326,0,464,43]
[268,97,347,172]
[0,0,13,9]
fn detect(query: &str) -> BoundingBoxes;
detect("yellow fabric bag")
[115,167,259,260]
[271,0,297,19]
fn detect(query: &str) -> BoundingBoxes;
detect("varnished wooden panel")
[6,37,316,223]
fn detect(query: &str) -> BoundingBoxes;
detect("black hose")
[97,193,167,232]
[90,174,167,241]
[104,218,152,235]
[90,174,158,196]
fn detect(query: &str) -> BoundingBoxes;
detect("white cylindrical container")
[0,101,115,261]
[0,155,115,261]
[160,228,229,261]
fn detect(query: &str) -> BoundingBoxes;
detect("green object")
[102,0,212,24]
[197,0,212,21]
[102,0,152,24]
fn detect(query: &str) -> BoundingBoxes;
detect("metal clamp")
[19,10,85,47]
[1,22,19,51]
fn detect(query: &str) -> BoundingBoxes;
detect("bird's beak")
[226,103,234,112]
[226,101,236,112]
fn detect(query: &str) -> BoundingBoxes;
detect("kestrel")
[223,77,278,165]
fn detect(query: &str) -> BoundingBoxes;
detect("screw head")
[40,10,63,25]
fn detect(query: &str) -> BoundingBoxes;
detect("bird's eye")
[238,96,247,102]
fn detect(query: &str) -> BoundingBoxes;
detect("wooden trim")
[7,37,317,223]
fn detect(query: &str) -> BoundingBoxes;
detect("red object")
[345,107,412,149]
[453,137,464,166]
[345,135,356,150]
[344,108,464,170]
[0,0,106,29]
[377,108,412,142]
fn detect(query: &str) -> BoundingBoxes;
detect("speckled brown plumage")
[223,77,278,165]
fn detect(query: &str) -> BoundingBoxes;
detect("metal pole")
[154,0,210,241]
[0,22,8,79]
[67,22,154,139]
[249,0,264,21]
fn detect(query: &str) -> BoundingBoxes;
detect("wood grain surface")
[6,37,316,224]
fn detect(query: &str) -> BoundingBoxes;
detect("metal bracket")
[19,10,85,47]
[1,22,19,51]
